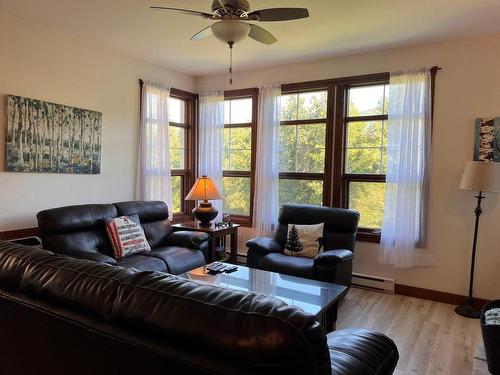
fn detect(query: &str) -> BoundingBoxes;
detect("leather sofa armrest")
[164,231,210,249]
[246,237,283,255]
[314,249,353,266]
[58,249,117,265]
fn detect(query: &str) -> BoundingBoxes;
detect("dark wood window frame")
[279,83,333,207]
[281,68,438,243]
[223,88,259,227]
[170,88,198,223]
[138,80,198,224]
[336,78,390,243]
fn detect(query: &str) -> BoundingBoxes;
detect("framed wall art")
[474,117,500,162]
[6,95,102,174]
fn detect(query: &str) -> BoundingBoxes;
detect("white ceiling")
[2,0,500,76]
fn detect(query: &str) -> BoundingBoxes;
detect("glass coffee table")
[179,263,348,333]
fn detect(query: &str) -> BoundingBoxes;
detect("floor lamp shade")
[459,161,500,193]
[456,161,500,318]
[185,176,222,226]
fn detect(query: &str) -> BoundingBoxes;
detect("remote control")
[207,262,223,271]
[207,262,228,273]
[218,265,228,273]
[224,265,238,273]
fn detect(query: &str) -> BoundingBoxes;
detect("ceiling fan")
[151,0,310,84]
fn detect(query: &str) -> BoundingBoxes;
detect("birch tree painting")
[474,118,499,162]
[6,95,102,174]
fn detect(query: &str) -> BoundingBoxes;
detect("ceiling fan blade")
[191,26,213,41]
[150,6,215,19]
[247,8,309,22]
[248,24,277,45]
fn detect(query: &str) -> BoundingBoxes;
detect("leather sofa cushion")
[278,204,359,233]
[111,272,331,374]
[143,220,172,248]
[274,204,359,251]
[260,252,314,278]
[0,242,53,290]
[18,255,138,318]
[116,255,168,272]
[37,204,117,236]
[328,329,399,375]
[37,204,117,256]
[42,230,114,257]
[146,246,206,275]
[114,201,169,223]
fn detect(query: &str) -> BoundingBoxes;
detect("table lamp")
[457,161,500,318]
[185,175,223,226]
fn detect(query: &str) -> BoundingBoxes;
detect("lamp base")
[193,201,218,226]
[455,303,482,319]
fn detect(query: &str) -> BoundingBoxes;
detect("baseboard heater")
[352,273,395,294]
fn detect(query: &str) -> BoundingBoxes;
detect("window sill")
[356,230,381,243]
[226,215,252,227]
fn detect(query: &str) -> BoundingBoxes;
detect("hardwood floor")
[337,288,484,375]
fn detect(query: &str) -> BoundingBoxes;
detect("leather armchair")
[247,204,359,286]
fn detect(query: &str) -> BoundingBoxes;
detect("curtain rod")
[139,66,442,90]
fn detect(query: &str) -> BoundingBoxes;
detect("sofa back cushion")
[0,241,138,317]
[275,204,359,252]
[20,255,138,318]
[111,272,331,374]
[0,241,53,291]
[114,201,172,248]
[37,204,117,257]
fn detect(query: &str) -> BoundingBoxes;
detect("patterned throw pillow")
[284,223,324,258]
[105,215,151,259]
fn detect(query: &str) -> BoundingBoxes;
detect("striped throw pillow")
[105,215,151,259]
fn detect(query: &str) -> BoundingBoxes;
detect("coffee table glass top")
[179,264,347,316]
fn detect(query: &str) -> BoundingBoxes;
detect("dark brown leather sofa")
[0,241,399,374]
[37,200,209,274]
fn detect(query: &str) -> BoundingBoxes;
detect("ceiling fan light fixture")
[211,20,250,44]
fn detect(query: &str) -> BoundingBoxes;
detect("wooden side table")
[171,221,240,263]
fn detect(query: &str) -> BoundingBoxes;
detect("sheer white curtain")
[379,67,435,268]
[198,91,225,221]
[253,85,281,237]
[135,81,173,219]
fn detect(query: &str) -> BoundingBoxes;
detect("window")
[279,89,328,207]
[277,75,393,242]
[168,90,197,219]
[228,69,436,241]
[343,84,388,233]
[223,89,258,224]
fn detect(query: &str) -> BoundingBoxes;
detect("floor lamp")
[456,161,500,318]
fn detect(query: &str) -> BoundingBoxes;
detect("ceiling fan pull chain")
[228,41,234,85]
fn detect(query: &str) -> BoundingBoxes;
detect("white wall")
[0,11,196,230]
[198,33,500,300]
